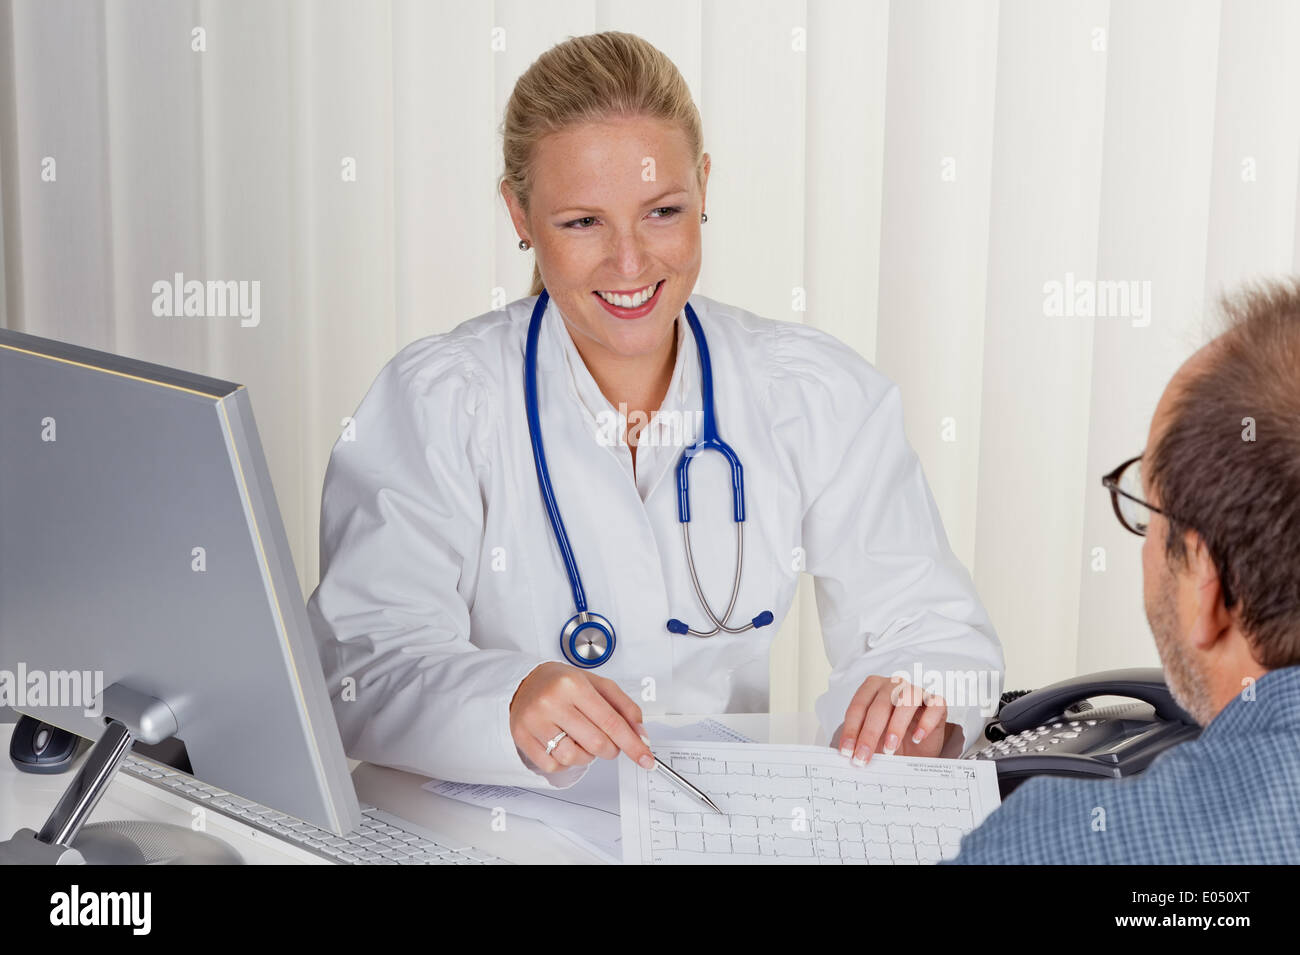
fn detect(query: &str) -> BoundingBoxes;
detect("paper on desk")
[421,719,754,862]
[619,741,1002,865]
[645,718,754,746]
[547,825,623,865]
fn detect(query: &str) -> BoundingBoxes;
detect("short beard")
[1146,559,1214,726]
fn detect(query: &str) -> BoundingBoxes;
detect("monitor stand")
[72,819,242,864]
[0,717,241,864]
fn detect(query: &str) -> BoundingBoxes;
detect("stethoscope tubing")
[524,289,772,664]
[524,293,590,615]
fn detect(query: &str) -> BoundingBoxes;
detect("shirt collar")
[1199,663,1300,739]
[543,293,695,425]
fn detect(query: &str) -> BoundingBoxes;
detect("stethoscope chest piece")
[560,611,616,668]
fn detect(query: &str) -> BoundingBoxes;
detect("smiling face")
[503,115,709,364]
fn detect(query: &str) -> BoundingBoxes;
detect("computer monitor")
[0,328,361,840]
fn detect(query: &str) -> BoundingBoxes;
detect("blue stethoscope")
[525,290,774,668]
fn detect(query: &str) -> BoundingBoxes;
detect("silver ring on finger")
[545,730,568,755]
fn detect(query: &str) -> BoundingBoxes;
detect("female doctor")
[306,31,1003,789]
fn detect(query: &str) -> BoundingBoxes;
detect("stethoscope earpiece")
[524,289,772,668]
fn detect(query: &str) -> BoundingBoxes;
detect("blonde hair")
[499,31,706,297]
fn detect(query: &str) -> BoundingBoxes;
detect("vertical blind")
[3,0,1297,712]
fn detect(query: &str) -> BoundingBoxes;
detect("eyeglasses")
[1103,452,1237,607]
[1101,454,1167,536]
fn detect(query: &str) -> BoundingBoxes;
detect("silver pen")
[650,750,724,815]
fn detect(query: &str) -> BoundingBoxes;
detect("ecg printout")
[618,742,1001,865]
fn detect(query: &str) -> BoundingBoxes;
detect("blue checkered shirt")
[948,664,1300,864]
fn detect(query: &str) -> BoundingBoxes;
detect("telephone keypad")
[970,719,1103,760]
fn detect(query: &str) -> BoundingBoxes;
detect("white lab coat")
[306,292,1003,789]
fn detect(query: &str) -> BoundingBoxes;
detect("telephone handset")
[964,667,1201,798]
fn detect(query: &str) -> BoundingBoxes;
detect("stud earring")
[700,212,708,223]
[518,239,530,250]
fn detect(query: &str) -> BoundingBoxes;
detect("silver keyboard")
[118,752,508,864]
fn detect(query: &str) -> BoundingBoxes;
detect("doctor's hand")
[833,675,952,764]
[509,662,655,774]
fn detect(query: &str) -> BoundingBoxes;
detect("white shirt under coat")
[306,293,1004,789]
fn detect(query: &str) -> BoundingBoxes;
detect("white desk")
[0,713,825,864]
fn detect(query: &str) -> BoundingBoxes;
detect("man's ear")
[1185,530,1233,652]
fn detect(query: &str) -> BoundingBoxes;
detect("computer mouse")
[9,714,90,774]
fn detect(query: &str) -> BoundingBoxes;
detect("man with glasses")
[951,278,1300,864]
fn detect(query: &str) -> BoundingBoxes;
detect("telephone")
[964,667,1201,798]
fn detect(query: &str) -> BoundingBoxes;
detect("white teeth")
[597,281,658,308]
